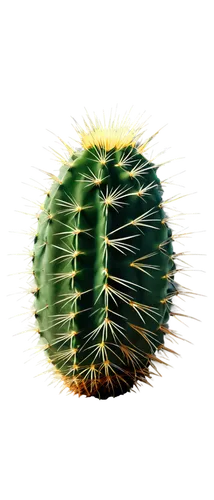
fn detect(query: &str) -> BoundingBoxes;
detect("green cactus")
[32,112,182,399]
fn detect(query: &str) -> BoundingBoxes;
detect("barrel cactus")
[31,111,186,399]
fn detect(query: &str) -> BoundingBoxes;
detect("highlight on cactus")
[19,109,199,399]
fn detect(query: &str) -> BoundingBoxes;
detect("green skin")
[33,146,176,399]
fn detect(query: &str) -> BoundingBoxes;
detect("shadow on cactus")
[31,110,196,399]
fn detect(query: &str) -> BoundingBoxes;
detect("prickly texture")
[33,144,177,399]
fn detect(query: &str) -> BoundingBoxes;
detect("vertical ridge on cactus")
[31,110,188,399]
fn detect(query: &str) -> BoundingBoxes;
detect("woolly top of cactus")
[72,111,148,152]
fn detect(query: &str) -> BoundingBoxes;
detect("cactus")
[32,111,185,399]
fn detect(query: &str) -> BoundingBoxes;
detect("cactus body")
[28,106,199,399]
[33,114,178,399]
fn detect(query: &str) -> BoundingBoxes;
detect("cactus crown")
[30,110,189,399]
